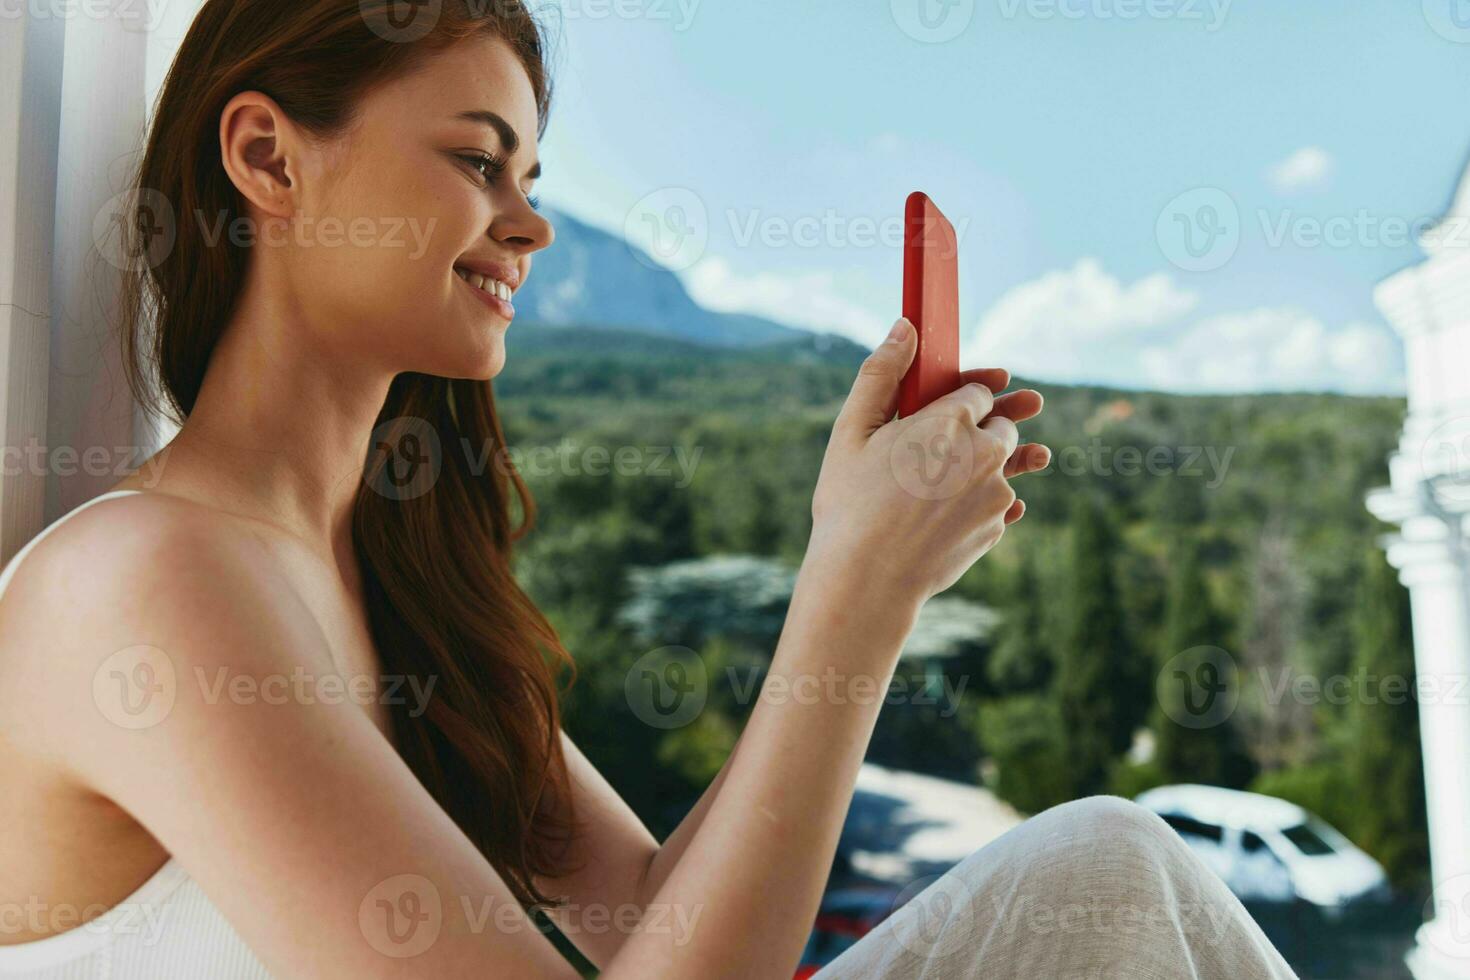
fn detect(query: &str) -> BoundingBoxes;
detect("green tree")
[1349,546,1428,891]
[976,694,1072,814]
[1053,495,1146,797]
[986,550,1053,694]
[1157,466,1207,528]
[1152,535,1256,788]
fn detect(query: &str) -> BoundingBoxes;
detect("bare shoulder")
[0,490,297,644]
[0,490,583,976]
[0,490,264,599]
[0,491,327,775]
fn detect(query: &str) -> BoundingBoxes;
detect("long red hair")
[116,0,582,912]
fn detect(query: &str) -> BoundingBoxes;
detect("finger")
[1003,498,1026,525]
[980,415,1020,462]
[919,382,994,428]
[1004,443,1051,478]
[957,367,1010,393]
[986,389,1044,424]
[833,318,916,440]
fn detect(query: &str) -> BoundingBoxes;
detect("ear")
[218,90,300,221]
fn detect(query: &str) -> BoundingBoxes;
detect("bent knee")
[1033,794,1171,840]
[1018,794,1192,876]
[945,795,1195,898]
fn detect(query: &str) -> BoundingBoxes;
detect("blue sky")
[532,0,1470,395]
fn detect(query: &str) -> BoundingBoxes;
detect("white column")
[1370,234,1470,980]
[1379,532,1470,979]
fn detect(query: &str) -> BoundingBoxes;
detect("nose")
[491,197,554,256]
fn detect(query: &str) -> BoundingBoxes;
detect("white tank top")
[0,489,275,978]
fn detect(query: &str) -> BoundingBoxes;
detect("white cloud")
[969,258,1200,381]
[684,256,888,343]
[686,250,1404,395]
[1140,309,1402,394]
[1266,146,1334,194]
[1328,321,1403,383]
[969,260,1403,395]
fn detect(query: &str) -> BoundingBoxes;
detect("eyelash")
[459,151,540,211]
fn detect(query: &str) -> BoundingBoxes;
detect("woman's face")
[270,33,553,382]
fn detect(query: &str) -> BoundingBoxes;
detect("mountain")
[514,209,855,351]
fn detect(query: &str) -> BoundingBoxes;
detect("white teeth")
[454,267,512,302]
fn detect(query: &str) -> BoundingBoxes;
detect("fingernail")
[887,318,910,343]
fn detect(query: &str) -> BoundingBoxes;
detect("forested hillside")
[496,324,1426,892]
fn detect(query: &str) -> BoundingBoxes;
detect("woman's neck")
[133,278,397,568]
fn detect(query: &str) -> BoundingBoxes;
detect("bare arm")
[635,719,743,894]
[0,325,1034,980]
[632,367,1045,919]
[0,496,584,980]
[596,558,922,978]
[527,731,660,969]
[0,500,907,980]
[526,724,746,969]
[597,324,1031,978]
[530,582,893,976]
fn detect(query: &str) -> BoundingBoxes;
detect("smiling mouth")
[454,265,513,301]
[452,266,517,323]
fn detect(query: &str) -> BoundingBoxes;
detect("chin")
[445,337,507,382]
[405,299,511,380]
[472,354,507,381]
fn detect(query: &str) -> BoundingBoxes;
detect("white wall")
[0,0,199,560]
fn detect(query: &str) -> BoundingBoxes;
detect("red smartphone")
[898,191,962,419]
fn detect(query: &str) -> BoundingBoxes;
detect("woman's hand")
[806,317,1050,612]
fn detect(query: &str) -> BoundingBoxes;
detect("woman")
[0,0,1298,977]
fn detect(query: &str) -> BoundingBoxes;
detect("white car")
[1134,784,1391,916]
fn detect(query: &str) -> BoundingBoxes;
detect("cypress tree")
[1054,495,1144,797]
[1153,535,1257,788]
[987,550,1053,694]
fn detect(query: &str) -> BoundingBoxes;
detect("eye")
[458,150,506,185]
[457,150,538,209]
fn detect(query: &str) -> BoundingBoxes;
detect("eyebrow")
[453,109,542,180]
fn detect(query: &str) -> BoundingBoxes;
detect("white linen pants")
[813,795,1300,979]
